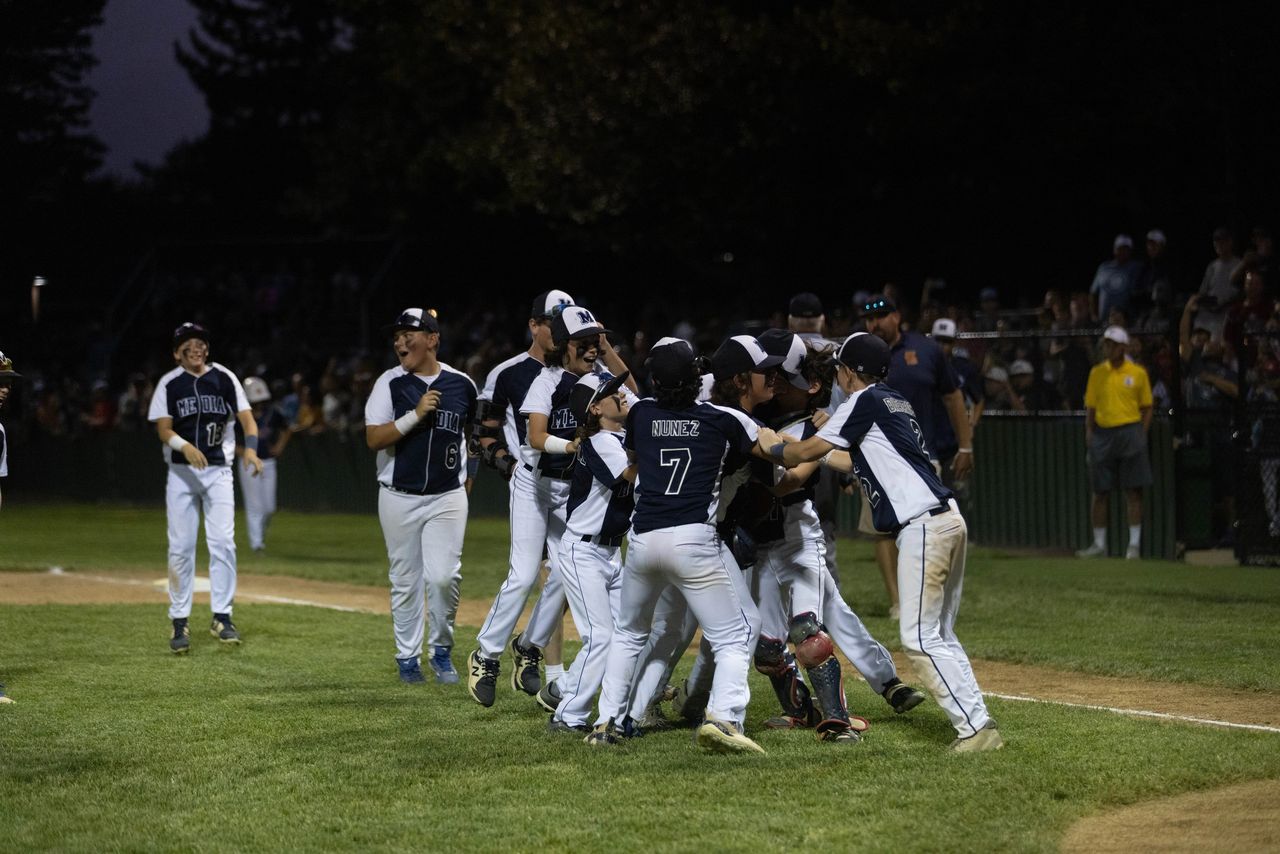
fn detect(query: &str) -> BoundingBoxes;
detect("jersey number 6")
[659,447,691,495]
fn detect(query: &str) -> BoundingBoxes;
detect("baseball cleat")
[883,680,927,714]
[1125,544,1141,560]
[583,720,621,747]
[429,646,460,684]
[636,706,674,732]
[1075,543,1107,559]
[547,715,590,735]
[763,714,814,729]
[671,679,709,724]
[535,680,562,713]
[209,614,241,644]
[170,618,191,655]
[950,721,1004,753]
[816,724,862,744]
[397,656,426,684]
[468,649,499,707]
[696,716,766,755]
[0,683,13,704]
[508,635,543,695]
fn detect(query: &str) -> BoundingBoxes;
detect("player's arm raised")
[155,416,208,470]
[366,388,440,451]
[595,328,639,394]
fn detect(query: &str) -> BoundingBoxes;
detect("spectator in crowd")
[1136,229,1174,327]
[1180,295,1240,544]
[279,373,304,424]
[34,385,67,436]
[1008,359,1062,412]
[1224,264,1272,355]
[1238,226,1275,288]
[1197,226,1242,341]
[292,383,324,433]
[787,292,832,350]
[1090,234,1141,323]
[983,365,1017,410]
[116,373,153,431]
[81,379,117,431]
[1077,326,1153,559]
[974,287,1001,333]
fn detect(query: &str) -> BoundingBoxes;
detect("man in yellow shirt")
[1077,326,1153,559]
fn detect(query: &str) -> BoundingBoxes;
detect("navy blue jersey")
[520,368,584,474]
[743,414,818,544]
[885,330,958,461]
[481,353,545,452]
[365,363,478,494]
[566,430,634,539]
[817,383,952,533]
[148,363,249,466]
[932,354,982,458]
[625,399,759,535]
[235,406,288,460]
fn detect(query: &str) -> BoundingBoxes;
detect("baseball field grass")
[2,503,1280,851]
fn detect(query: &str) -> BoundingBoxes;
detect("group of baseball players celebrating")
[80,289,1003,754]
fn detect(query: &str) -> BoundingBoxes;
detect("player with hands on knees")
[366,308,478,685]
[149,323,261,654]
[761,332,1002,752]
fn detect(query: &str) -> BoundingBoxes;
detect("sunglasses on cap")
[862,299,892,314]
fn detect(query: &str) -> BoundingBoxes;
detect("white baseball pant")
[166,464,237,619]
[378,486,467,659]
[624,584,697,720]
[475,466,567,659]
[238,457,277,550]
[897,502,990,738]
[597,524,760,728]
[553,538,623,727]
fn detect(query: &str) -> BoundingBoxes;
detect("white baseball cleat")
[1125,544,1141,560]
[950,721,1004,753]
[1075,543,1106,559]
[696,716,765,755]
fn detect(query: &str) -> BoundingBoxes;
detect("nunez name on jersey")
[148,363,250,466]
[365,364,478,495]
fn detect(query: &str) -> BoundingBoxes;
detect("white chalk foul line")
[987,692,1280,734]
[55,571,375,614]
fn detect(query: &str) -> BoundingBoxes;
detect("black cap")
[835,332,891,379]
[857,294,897,318]
[383,307,439,335]
[0,350,20,379]
[646,337,699,388]
[788,292,824,318]
[532,289,574,320]
[551,305,612,348]
[569,371,630,423]
[172,322,210,349]
[710,335,786,381]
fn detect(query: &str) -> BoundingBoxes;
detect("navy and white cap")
[646,337,698,388]
[552,305,611,347]
[756,329,809,390]
[570,370,630,423]
[532,289,574,320]
[710,334,785,381]
[835,332,890,379]
[384,307,439,335]
[173,322,210,349]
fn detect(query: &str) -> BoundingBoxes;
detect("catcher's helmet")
[0,350,21,379]
[243,376,271,404]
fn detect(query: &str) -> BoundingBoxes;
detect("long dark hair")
[803,353,836,411]
[654,380,699,411]
[709,373,748,407]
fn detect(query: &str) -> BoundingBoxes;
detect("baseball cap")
[788,292,824,318]
[756,328,810,390]
[979,287,999,303]
[0,350,20,379]
[172,322,210,349]
[1103,325,1130,345]
[931,318,957,340]
[569,370,630,423]
[858,293,897,318]
[834,332,890,379]
[1146,229,1167,244]
[243,376,271,404]
[1009,359,1034,377]
[985,366,1009,383]
[532,289,574,320]
[710,334,785,381]
[551,305,611,347]
[384,307,439,335]
[646,337,698,388]
[1114,234,1134,250]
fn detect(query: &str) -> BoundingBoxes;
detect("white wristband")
[820,450,835,466]
[168,435,191,452]
[542,435,573,455]
[394,411,422,435]
[957,448,973,454]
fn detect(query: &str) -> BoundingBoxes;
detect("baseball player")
[0,350,19,703]
[469,291,574,698]
[765,332,1003,752]
[587,337,782,754]
[149,323,262,654]
[469,305,636,706]
[235,377,290,552]
[546,371,635,733]
[365,308,478,684]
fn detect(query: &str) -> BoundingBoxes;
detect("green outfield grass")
[1,603,1278,852]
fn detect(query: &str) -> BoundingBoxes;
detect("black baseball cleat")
[468,649,499,707]
[210,614,241,645]
[508,634,542,696]
[547,715,590,735]
[536,680,562,713]
[584,720,622,747]
[882,679,926,714]
[170,618,190,655]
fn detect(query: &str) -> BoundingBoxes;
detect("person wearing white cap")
[1077,325,1153,559]
[1090,234,1141,323]
[235,376,291,552]
[1137,229,1174,320]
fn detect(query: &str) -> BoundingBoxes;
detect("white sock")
[1129,525,1141,548]
[1093,527,1106,549]
[545,663,564,684]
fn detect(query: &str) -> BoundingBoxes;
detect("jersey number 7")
[659,448,691,495]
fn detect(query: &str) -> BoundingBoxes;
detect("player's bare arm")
[236,409,264,476]
[760,433,835,469]
[527,411,578,455]
[943,389,974,477]
[596,332,640,394]
[366,388,440,451]
[156,416,209,469]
